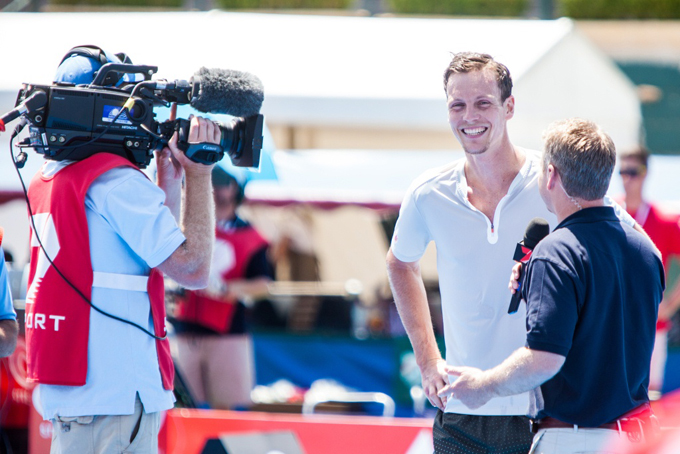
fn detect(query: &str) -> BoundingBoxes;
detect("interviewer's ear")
[546,164,558,190]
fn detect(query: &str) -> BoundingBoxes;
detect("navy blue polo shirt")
[522,206,664,427]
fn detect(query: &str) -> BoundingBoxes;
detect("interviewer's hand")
[508,262,522,294]
[438,365,494,410]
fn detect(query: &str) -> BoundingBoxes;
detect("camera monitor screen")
[102,105,133,125]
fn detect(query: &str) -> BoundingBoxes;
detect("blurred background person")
[269,205,319,283]
[618,146,680,394]
[0,227,18,358]
[170,167,275,410]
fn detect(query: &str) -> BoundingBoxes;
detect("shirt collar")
[555,206,618,231]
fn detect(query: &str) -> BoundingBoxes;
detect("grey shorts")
[50,396,160,454]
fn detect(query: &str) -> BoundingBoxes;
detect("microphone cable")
[9,125,167,341]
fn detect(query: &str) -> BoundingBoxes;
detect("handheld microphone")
[0,91,47,132]
[189,67,264,118]
[508,217,550,314]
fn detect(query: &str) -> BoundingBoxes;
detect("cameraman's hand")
[158,114,218,289]
[156,107,219,219]
[166,115,220,176]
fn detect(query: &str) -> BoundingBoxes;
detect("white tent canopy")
[0,12,640,154]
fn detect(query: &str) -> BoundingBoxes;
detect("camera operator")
[25,49,217,454]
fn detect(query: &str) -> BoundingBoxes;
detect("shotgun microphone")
[189,67,264,118]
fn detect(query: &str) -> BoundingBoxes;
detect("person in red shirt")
[619,146,680,393]
[170,167,274,410]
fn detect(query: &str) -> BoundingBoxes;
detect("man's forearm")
[161,178,182,222]
[178,170,215,287]
[159,169,215,289]
[386,252,441,368]
[485,347,564,399]
[440,347,564,409]
[227,277,272,300]
[0,319,18,358]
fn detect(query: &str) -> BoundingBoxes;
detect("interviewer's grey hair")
[542,118,616,201]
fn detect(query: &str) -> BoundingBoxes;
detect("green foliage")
[44,0,680,21]
[50,0,182,6]
[216,0,351,8]
[388,0,529,17]
[561,0,680,19]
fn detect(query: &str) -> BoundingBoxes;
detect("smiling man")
[386,52,644,454]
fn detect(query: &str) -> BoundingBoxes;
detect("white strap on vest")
[92,271,149,292]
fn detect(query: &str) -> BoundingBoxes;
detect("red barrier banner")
[162,409,433,454]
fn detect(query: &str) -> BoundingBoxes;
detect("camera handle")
[175,118,225,165]
[91,63,158,86]
[180,142,225,165]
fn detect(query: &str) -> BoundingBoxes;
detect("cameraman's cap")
[212,165,247,188]
[54,44,136,86]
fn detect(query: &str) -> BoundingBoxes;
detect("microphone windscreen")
[523,218,550,249]
[190,67,264,118]
[25,91,47,111]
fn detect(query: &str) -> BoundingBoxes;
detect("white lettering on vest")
[34,313,45,329]
[25,312,66,331]
[26,213,61,306]
[50,315,65,331]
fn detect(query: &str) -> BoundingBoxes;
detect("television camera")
[7,63,264,169]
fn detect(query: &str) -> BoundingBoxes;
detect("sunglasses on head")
[619,167,646,177]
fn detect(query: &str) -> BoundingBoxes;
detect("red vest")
[174,226,267,333]
[26,154,174,390]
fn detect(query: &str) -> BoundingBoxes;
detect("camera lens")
[127,100,147,121]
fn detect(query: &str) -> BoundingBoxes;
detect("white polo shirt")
[38,162,184,419]
[392,148,632,415]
